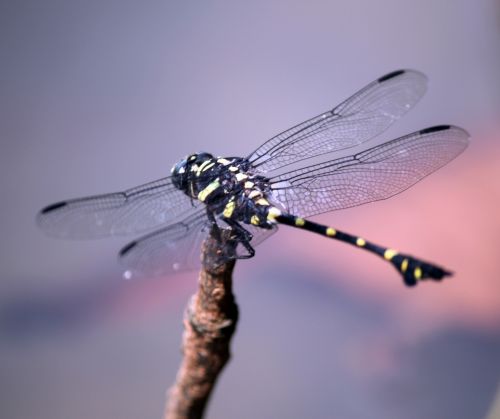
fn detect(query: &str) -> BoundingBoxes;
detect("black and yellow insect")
[37,70,469,286]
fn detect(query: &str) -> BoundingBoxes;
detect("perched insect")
[37,70,469,286]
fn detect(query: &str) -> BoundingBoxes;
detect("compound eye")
[171,159,186,174]
[171,158,189,190]
[177,164,186,174]
[195,152,214,162]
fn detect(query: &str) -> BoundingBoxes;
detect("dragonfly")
[37,69,469,286]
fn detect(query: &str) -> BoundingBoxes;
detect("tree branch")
[164,229,239,419]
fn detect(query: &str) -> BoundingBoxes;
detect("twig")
[164,229,239,419]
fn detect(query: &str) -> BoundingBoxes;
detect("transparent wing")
[246,223,278,246]
[247,70,428,173]
[37,176,200,238]
[234,223,278,258]
[119,209,210,278]
[269,126,469,217]
[119,211,279,278]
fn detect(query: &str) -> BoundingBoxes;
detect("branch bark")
[164,230,239,419]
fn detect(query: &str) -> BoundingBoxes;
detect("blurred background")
[1,1,499,418]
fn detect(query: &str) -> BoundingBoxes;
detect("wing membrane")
[270,126,469,217]
[119,211,279,277]
[119,209,209,277]
[247,70,427,173]
[37,177,200,238]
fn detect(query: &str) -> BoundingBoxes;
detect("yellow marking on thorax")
[198,159,211,171]
[356,237,366,247]
[197,180,221,202]
[326,227,336,237]
[217,158,231,165]
[256,198,269,206]
[414,267,422,280]
[248,190,262,199]
[196,160,215,176]
[244,181,254,189]
[295,217,305,227]
[401,258,409,272]
[384,248,398,260]
[229,166,239,172]
[267,207,282,222]
[251,215,260,225]
[235,173,248,182]
[223,198,236,218]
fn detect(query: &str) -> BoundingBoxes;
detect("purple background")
[1,1,499,418]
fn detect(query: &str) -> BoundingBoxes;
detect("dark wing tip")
[119,240,138,257]
[40,201,68,214]
[377,69,406,83]
[419,125,470,149]
[419,125,452,135]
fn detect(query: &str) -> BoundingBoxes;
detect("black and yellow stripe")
[275,213,450,287]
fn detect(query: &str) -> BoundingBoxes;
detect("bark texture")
[164,230,239,419]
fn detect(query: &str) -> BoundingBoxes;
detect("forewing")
[37,177,199,238]
[247,70,428,173]
[269,126,469,217]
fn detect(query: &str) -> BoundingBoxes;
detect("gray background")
[1,1,500,418]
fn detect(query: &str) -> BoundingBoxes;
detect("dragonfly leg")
[223,219,255,259]
[206,209,222,242]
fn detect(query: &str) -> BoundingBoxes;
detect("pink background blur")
[1,1,499,418]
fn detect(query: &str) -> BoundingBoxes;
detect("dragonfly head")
[171,152,214,191]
